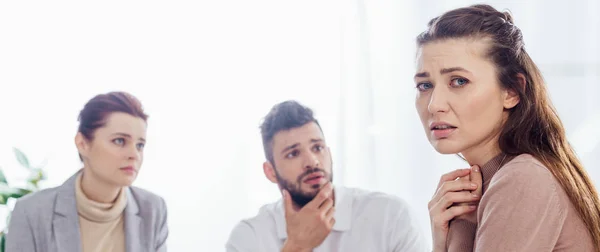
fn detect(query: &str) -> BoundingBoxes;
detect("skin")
[414,38,520,165]
[75,112,147,203]
[263,122,333,209]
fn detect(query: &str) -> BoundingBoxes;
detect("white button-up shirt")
[226,186,430,252]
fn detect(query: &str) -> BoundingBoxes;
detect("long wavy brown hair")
[417,4,600,250]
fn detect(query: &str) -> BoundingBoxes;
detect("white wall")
[0,1,598,250]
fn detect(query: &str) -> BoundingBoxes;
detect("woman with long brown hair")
[415,4,600,251]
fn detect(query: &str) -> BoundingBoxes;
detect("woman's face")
[414,38,519,161]
[76,112,147,187]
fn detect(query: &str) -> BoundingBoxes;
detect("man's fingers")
[319,198,334,212]
[437,168,472,188]
[328,217,336,228]
[306,182,333,209]
[324,205,335,220]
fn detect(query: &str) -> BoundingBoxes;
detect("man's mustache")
[297,168,327,183]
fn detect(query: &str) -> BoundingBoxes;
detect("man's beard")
[274,167,333,208]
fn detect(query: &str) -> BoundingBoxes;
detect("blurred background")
[0,0,598,250]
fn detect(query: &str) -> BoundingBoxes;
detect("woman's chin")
[112,175,136,187]
[430,140,463,155]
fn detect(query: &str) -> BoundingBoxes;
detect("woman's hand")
[453,167,482,223]
[428,166,482,252]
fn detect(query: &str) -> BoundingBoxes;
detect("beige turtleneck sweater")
[446,153,595,251]
[75,173,127,252]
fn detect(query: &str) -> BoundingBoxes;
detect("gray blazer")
[5,170,168,252]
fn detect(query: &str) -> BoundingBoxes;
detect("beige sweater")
[75,173,127,252]
[446,153,595,252]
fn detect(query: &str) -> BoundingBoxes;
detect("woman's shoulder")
[482,153,566,215]
[127,186,167,210]
[486,153,563,198]
[15,186,61,207]
[12,185,62,218]
[495,153,555,181]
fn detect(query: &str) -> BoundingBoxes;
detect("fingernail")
[472,194,479,198]
[471,183,477,188]
[470,205,477,209]
[473,165,480,172]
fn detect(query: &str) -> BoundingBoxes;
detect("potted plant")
[0,148,47,251]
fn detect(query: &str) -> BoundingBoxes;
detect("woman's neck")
[80,168,122,204]
[461,134,503,167]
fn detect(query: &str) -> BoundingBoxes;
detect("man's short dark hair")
[260,100,322,165]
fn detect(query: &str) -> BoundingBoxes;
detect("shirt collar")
[275,185,353,239]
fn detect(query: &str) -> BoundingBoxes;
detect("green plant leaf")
[9,190,32,199]
[0,195,6,205]
[0,184,32,200]
[13,148,31,169]
[0,168,6,184]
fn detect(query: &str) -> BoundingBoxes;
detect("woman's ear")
[75,132,90,157]
[503,73,525,109]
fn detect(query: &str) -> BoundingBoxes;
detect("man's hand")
[281,182,335,252]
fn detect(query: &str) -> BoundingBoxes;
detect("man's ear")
[327,147,333,165]
[263,161,278,184]
[75,132,90,158]
[503,73,524,109]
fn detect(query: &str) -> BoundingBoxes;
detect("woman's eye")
[416,82,433,91]
[451,78,469,87]
[113,138,125,145]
